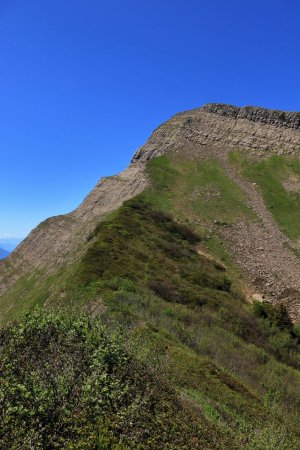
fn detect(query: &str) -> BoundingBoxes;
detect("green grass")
[145,154,254,225]
[229,151,300,241]
[0,272,52,324]
[2,153,300,448]
[142,153,256,297]
[70,196,300,447]
[78,198,233,308]
[1,310,233,449]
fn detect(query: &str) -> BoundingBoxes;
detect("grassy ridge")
[79,198,232,307]
[72,195,300,448]
[2,154,300,447]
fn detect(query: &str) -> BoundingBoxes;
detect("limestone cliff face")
[132,104,300,162]
[0,163,148,294]
[1,103,300,301]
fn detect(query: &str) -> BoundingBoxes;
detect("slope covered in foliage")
[1,311,231,449]
[229,151,300,240]
[2,155,300,448]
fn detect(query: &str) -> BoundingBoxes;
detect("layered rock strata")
[1,103,300,317]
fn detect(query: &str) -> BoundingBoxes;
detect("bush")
[253,301,269,319]
[253,301,294,333]
[0,310,224,449]
[273,303,293,332]
[148,280,180,302]
[165,221,201,244]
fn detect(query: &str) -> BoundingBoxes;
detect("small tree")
[273,304,293,332]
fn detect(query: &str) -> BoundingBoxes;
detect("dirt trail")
[210,148,300,319]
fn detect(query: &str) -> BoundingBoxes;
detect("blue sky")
[1,0,300,250]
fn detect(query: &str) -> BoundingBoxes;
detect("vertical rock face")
[132,104,300,162]
[1,103,300,311]
[0,162,148,294]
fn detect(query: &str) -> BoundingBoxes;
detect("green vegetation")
[79,198,232,308]
[1,311,228,449]
[145,154,254,226]
[143,154,255,289]
[2,154,300,448]
[229,151,300,240]
[0,271,54,325]
[72,197,300,448]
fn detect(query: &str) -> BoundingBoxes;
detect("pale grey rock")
[1,102,300,320]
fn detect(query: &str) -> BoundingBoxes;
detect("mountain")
[1,103,300,448]
[1,103,300,319]
[0,247,9,259]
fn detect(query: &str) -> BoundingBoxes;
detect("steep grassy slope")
[2,154,300,448]
[144,154,254,224]
[0,154,251,324]
[229,151,300,241]
[2,311,233,449]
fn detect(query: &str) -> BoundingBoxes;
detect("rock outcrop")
[1,103,300,318]
[132,104,300,162]
[0,163,148,295]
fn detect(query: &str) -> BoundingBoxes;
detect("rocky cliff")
[0,163,148,295]
[133,103,300,162]
[1,103,300,315]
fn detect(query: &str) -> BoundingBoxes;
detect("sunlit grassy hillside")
[1,155,300,448]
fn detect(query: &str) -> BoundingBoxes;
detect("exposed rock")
[132,104,300,162]
[282,176,300,193]
[1,102,300,321]
[0,162,148,295]
[252,293,264,302]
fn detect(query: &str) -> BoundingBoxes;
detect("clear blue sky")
[1,0,300,249]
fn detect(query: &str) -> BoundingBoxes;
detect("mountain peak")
[1,102,300,315]
[132,103,300,162]
[201,103,300,128]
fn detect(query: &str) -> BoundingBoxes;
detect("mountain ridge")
[132,103,300,162]
[2,103,300,448]
[202,103,300,128]
[1,102,300,321]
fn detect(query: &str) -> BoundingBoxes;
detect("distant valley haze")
[0,247,9,259]
[0,236,23,253]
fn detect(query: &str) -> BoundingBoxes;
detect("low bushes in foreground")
[0,310,229,449]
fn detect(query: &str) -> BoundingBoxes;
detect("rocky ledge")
[132,103,300,162]
[201,103,300,130]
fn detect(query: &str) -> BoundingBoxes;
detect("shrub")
[165,221,201,243]
[273,303,293,332]
[148,280,179,302]
[0,310,224,449]
[253,301,294,333]
[253,301,269,319]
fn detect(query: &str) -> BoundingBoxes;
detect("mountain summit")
[1,103,300,317]
[133,103,300,162]
[2,103,300,448]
